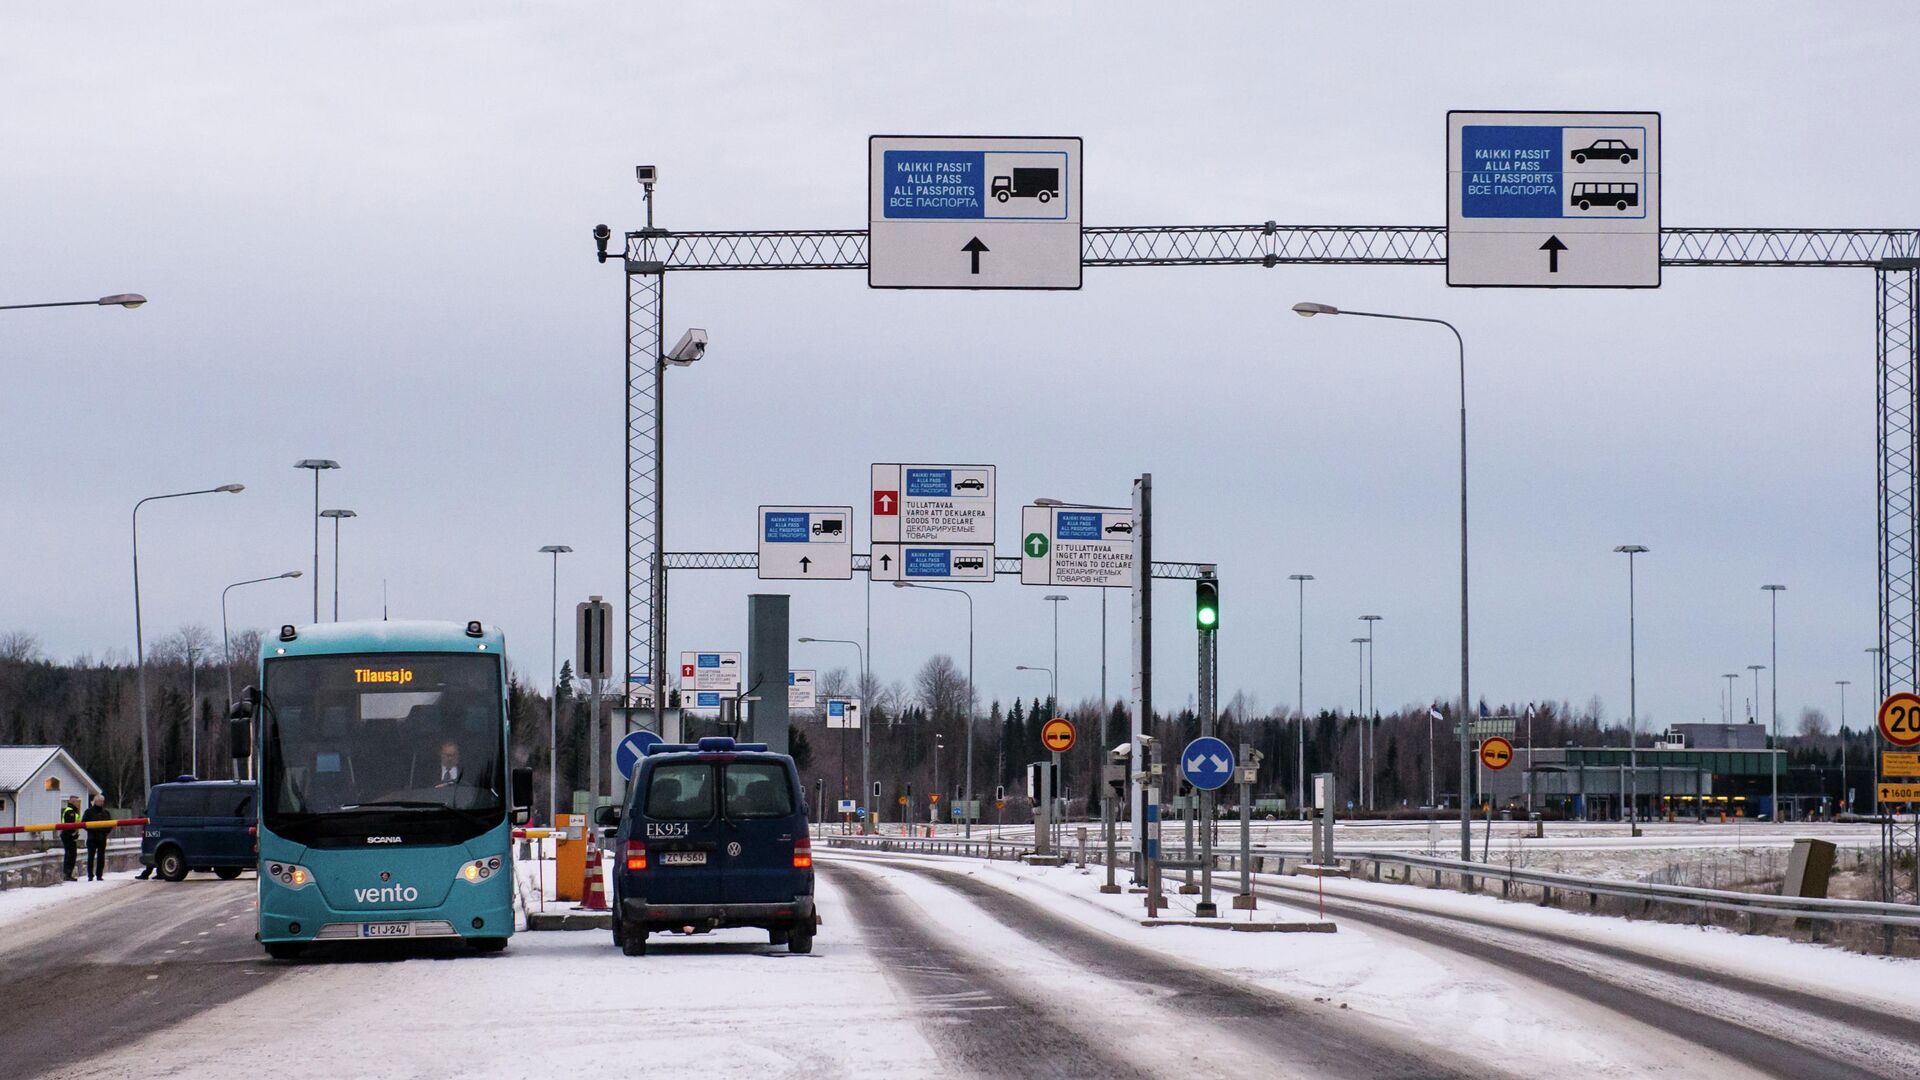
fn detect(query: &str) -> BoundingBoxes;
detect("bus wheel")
[1578,200,1592,211]
[622,930,648,957]
[1616,201,1628,211]
[264,942,304,961]
[470,937,508,954]
[214,867,243,880]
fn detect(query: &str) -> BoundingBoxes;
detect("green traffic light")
[1198,607,1217,627]
[1195,577,1219,629]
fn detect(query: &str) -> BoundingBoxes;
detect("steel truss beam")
[661,551,1213,580]
[631,225,1920,271]
[1878,264,1920,910]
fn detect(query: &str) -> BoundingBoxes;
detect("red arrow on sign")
[681,664,695,678]
[874,490,898,516]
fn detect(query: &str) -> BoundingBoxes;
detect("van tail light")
[625,840,647,871]
[792,835,812,869]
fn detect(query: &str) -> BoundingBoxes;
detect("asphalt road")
[826,855,1487,1080]
[1,877,273,1080]
[1252,875,1920,1080]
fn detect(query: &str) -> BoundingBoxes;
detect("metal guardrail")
[0,839,142,890]
[824,834,1920,931]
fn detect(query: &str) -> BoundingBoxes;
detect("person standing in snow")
[81,795,112,881]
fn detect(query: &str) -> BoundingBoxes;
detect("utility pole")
[1289,573,1313,818]
[1764,585,1787,820]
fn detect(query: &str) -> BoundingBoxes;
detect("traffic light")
[1195,576,1219,629]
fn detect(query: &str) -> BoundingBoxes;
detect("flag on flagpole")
[1429,704,1444,721]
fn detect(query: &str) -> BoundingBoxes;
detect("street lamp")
[932,735,945,830]
[540,545,573,827]
[0,293,147,311]
[1763,584,1787,820]
[1867,646,1883,814]
[1837,679,1851,812]
[1015,662,1058,846]
[1748,665,1766,725]
[1296,300,1472,860]
[1288,573,1314,816]
[1359,614,1381,810]
[1722,673,1740,725]
[320,510,356,621]
[799,636,868,831]
[892,581,975,837]
[294,460,340,622]
[134,483,245,793]
[1615,545,1649,828]
[1350,637,1367,806]
[222,570,301,705]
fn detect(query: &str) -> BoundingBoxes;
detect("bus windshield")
[261,653,504,842]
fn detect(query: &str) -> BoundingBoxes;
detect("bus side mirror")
[229,718,252,761]
[510,767,534,825]
[228,697,254,721]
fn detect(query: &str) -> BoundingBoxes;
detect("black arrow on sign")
[1539,235,1567,273]
[799,556,812,573]
[879,554,892,570]
[962,236,989,275]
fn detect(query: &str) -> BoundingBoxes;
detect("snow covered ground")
[0,867,138,930]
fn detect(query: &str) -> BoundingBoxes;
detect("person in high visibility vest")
[60,796,82,881]
[80,796,112,881]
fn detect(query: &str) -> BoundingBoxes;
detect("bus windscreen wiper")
[339,800,448,810]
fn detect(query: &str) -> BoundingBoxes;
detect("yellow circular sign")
[1879,692,1920,748]
[1042,717,1076,753]
[896,796,908,806]
[1479,736,1514,771]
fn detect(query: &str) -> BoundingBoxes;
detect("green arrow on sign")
[1024,532,1049,558]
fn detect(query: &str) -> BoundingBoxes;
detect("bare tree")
[915,655,967,724]
[1797,706,1830,737]
[0,630,42,662]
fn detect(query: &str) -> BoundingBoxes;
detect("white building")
[0,746,104,843]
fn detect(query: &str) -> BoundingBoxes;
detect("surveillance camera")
[1108,743,1133,763]
[636,165,657,185]
[665,327,708,366]
[593,224,611,263]
[1136,733,1156,746]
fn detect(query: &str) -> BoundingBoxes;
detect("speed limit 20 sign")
[1879,692,1920,748]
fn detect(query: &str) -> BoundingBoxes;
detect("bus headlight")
[267,862,317,891]
[455,856,503,884]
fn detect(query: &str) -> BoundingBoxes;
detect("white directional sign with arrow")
[868,136,1082,290]
[758,505,854,580]
[1447,111,1660,288]
[1020,504,1132,587]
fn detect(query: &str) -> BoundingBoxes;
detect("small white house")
[0,746,104,843]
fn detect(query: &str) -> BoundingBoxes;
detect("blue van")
[598,738,816,956]
[141,779,256,881]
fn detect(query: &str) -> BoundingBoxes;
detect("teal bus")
[239,619,532,959]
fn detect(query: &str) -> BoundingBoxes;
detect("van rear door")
[635,760,722,905]
[719,760,801,905]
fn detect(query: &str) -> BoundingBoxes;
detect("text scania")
[353,884,420,904]
[354,668,414,685]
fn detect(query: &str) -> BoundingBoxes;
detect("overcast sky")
[4,3,1913,731]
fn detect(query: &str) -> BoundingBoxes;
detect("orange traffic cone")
[581,851,609,911]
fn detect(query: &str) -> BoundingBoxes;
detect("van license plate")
[659,851,707,866]
[361,922,412,938]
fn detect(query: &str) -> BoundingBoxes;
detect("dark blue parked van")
[141,779,255,882]
[598,738,816,956]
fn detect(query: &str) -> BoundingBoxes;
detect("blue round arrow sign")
[1179,736,1235,791]
[615,730,664,780]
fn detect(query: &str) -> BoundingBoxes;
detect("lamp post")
[0,293,146,311]
[1867,646,1883,815]
[1615,545,1649,829]
[799,636,868,831]
[1837,679,1850,812]
[134,484,245,793]
[893,581,975,837]
[1723,673,1740,725]
[1295,300,1472,860]
[539,545,573,827]
[319,510,356,621]
[932,735,945,832]
[1748,665,1766,726]
[1360,614,1381,810]
[1350,637,1367,807]
[294,460,340,622]
[1016,663,1056,847]
[221,570,301,703]
[1763,584,1787,820]
[1289,573,1314,817]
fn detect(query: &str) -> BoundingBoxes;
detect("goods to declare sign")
[1448,111,1660,288]
[1479,735,1515,771]
[869,136,1082,290]
[679,651,742,693]
[1879,692,1920,748]
[872,464,995,544]
[788,670,817,711]
[1020,504,1132,588]
[757,506,854,580]
[1040,716,1076,754]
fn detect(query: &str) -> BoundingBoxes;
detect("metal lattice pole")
[625,253,665,731]
[1879,261,1920,909]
